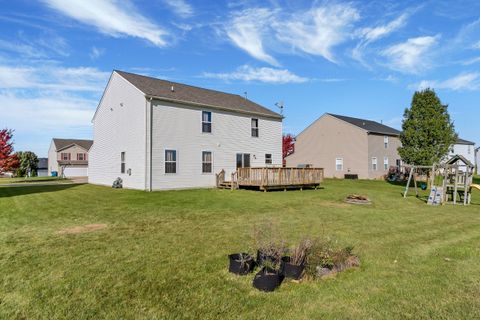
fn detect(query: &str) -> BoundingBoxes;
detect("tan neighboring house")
[48,138,93,177]
[286,113,402,179]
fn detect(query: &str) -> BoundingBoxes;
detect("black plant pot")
[253,267,284,292]
[280,256,305,280]
[256,250,277,267]
[228,253,255,275]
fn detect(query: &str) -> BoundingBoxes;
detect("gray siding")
[367,134,402,179]
[286,114,369,178]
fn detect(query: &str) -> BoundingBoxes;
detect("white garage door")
[63,167,88,177]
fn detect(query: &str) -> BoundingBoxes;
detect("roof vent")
[171,85,175,92]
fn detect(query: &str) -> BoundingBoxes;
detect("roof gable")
[53,138,93,152]
[115,70,282,119]
[328,113,401,136]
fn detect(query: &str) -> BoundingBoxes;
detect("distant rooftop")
[456,137,475,145]
[53,138,93,151]
[328,113,401,136]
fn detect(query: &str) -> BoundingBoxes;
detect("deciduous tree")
[282,134,295,166]
[0,129,19,174]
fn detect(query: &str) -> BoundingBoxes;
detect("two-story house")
[285,113,402,179]
[447,138,475,166]
[48,138,93,177]
[88,70,283,190]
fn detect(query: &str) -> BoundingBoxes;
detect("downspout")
[149,97,153,192]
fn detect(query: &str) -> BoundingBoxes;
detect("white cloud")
[225,8,278,66]
[163,0,193,18]
[462,56,480,65]
[0,65,109,92]
[473,41,480,49]
[224,3,359,65]
[352,13,409,66]
[275,4,360,63]
[203,65,308,84]
[357,13,408,43]
[41,0,169,46]
[414,72,480,91]
[381,35,439,73]
[89,46,105,59]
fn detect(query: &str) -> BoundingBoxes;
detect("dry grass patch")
[56,223,107,235]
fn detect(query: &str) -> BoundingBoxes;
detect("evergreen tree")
[16,151,39,177]
[398,89,457,165]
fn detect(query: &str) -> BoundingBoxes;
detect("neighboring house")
[286,113,402,179]
[48,138,93,177]
[37,158,48,177]
[447,138,475,167]
[89,70,283,190]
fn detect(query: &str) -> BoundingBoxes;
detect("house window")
[335,158,343,171]
[251,118,259,137]
[384,157,389,171]
[165,150,177,174]
[202,151,212,173]
[396,159,401,169]
[77,153,86,161]
[202,111,212,133]
[468,146,471,154]
[372,157,378,171]
[384,136,389,149]
[265,154,272,165]
[120,152,126,174]
[61,153,71,161]
[236,153,251,168]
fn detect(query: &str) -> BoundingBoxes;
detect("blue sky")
[1,0,480,157]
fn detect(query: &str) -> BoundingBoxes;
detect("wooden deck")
[216,167,324,191]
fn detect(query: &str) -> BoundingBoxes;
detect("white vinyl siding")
[372,157,378,171]
[335,158,343,171]
[150,101,282,190]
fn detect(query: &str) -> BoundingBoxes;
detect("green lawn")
[0,176,68,185]
[1,180,480,319]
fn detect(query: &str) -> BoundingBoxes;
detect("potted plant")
[252,260,283,292]
[228,253,255,275]
[280,239,312,280]
[253,220,286,267]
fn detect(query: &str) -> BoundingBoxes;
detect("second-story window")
[61,153,71,161]
[384,136,389,149]
[251,118,259,137]
[77,153,86,161]
[202,111,212,133]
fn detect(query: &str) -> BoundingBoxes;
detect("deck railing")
[236,167,324,188]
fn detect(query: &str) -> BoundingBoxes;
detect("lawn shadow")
[0,183,81,198]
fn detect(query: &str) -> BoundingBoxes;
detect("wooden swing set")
[402,155,476,206]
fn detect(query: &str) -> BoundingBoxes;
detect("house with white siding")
[447,138,475,167]
[89,70,283,190]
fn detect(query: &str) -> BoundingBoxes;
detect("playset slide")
[471,184,480,191]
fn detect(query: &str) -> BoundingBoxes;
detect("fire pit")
[345,194,371,205]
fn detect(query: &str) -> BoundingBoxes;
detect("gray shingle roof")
[328,113,401,136]
[456,137,475,145]
[53,138,93,151]
[115,70,282,119]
